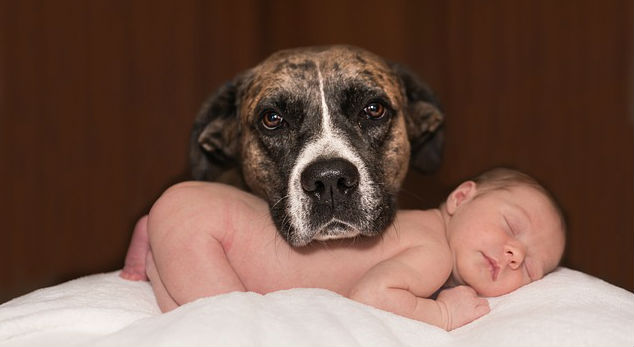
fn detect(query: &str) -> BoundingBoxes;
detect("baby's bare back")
[128,181,451,309]
[221,192,449,296]
[125,182,485,329]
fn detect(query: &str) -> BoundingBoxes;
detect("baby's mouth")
[482,252,500,281]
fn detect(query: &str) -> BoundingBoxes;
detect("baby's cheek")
[490,277,526,297]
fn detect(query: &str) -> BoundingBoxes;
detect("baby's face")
[446,184,565,297]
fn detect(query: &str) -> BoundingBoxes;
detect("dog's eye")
[261,110,285,130]
[361,102,386,120]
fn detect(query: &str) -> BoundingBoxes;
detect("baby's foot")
[120,215,150,281]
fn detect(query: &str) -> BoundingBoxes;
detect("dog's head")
[191,45,444,246]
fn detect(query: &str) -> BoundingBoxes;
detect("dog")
[190,45,444,247]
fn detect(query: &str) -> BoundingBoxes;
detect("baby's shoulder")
[382,210,452,296]
[394,209,451,262]
[392,209,448,244]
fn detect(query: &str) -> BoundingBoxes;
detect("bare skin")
[121,180,565,331]
[120,215,150,281]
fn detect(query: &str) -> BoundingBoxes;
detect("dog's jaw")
[285,65,381,246]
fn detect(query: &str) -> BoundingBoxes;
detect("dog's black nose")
[301,158,360,205]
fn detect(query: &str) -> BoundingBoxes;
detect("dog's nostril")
[303,181,325,198]
[301,176,319,192]
[300,159,360,202]
[337,175,358,193]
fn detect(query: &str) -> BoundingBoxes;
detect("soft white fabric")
[0,267,632,346]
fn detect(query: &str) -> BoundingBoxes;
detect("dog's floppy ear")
[190,75,247,181]
[391,63,445,173]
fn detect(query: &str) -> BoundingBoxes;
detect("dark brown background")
[1,0,632,302]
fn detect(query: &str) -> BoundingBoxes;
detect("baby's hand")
[436,285,490,330]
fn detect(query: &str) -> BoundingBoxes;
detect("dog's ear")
[391,63,445,173]
[190,75,248,181]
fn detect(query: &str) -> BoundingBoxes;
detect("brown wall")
[1,0,632,302]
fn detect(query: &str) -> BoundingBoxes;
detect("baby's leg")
[120,215,150,281]
[147,181,255,311]
[145,248,178,312]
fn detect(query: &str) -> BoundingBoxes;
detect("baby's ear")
[446,181,477,215]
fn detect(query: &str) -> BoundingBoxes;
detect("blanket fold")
[1,268,632,346]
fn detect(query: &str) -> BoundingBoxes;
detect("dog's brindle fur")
[191,45,444,246]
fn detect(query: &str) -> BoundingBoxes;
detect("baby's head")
[442,167,566,297]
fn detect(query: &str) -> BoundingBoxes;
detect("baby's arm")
[348,247,489,331]
[434,285,490,330]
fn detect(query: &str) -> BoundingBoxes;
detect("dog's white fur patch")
[287,65,379,245]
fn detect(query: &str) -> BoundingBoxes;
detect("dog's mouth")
[312,220,361,241]
[279,175,396,247]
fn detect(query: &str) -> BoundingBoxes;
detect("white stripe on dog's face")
[287,65,380,245]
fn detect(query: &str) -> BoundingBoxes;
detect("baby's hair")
[471,167,567,238]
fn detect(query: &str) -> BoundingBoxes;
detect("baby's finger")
[476,297,489,307]
[475,301,491,316]
[460,285,478,295]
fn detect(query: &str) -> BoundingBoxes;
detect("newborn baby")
[121,167,566,331]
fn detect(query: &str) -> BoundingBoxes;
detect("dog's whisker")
[397,189,425,202]
[271,195,290,210]
[390,214,401,240]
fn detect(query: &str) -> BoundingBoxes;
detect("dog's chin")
[272,192,397,247]
[313,221,361,241]
[284,220,362,247]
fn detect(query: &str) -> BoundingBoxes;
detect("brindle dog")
[191,45,444,246]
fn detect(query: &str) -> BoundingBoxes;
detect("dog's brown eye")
[362,102,385,120]
[261,110,284,130]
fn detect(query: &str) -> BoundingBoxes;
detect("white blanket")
[0,267,632,346]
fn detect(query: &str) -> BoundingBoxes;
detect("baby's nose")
[504,244,526,269]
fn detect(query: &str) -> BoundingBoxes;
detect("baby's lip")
[482,253,500,281]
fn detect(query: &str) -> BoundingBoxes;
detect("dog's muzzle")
[298,158,364,242]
